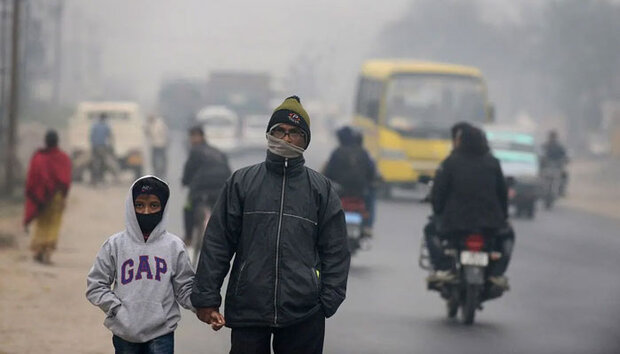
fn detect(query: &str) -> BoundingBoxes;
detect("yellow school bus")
[353,59,494,196]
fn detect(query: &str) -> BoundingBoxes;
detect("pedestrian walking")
[23,130,72,264]
[86,176,195,354]
[181,126,231,247]
[145,115,169,178]
[191,96,350,354]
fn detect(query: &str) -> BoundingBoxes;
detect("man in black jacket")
[181,126,231,245]
[426,123,512,288]
[324,126,375,199]
[191,96,350,354]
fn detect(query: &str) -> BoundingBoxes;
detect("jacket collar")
[265,150,305,176]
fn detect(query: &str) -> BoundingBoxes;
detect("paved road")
[161,132,620,353]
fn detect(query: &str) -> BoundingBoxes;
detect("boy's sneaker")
[488,276,510,290]
[426,270,455,283]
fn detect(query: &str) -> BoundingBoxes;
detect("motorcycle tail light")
[508,188,517,199]
[465,234,485,251]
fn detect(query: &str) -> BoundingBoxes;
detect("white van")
[68,101,145,181]
[241,113,269,151]
[195,106,240,153]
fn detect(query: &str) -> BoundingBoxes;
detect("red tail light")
[508,188,517,199]
[465,234,485,251]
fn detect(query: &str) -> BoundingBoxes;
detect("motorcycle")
[341,197,369,256]
[421,231,505,325]
[540,160,565,210]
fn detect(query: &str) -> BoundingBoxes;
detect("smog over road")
[1,1,619,353]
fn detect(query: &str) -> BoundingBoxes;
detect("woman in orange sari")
[23,130,72,264]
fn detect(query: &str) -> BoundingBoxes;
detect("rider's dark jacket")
[432,150,508,232]
[542,141,568,162]
[190,151,350,328]
[181,142,231,198]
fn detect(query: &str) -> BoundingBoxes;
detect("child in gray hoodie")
[86,176,194,353]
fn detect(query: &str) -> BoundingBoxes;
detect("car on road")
[240,113,269,151]
[195,105,240,153]
[485,129,541,218]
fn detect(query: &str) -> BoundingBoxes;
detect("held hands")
[196,307,226,331]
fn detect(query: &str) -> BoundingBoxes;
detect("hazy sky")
[62,0,539,108]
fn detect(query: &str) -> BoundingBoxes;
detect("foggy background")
[1,1,620,353]
[3,0,618,150]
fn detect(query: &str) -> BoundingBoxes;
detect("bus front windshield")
[384,74,486,136]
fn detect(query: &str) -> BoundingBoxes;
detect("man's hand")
[196,307,226,331]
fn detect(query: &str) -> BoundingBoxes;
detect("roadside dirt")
[562,159,620,221]
[0,184,127,354]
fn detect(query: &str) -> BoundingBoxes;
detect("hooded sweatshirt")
[86,176,194,343]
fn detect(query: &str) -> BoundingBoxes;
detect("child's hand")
[196,307,226,331]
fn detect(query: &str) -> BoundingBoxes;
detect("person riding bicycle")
[181,126,231,247]
[540,130,569,196]
[426,122,513,289]
[90,113,119,184]
[323,126,376,237]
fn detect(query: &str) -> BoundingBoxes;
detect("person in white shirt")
[145,115,169,178]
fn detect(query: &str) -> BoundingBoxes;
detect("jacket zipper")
[235,261,246,295]
[274,158,288,325]
[311,267,319,291]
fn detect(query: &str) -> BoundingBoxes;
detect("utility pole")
[0,0,7,150]
[52,0,63,104]
[4,0,20,194]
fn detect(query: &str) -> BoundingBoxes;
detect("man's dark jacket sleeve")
[181,149,199,187]
[190,176,242,308]
[494,159,509,220]
[317,184,350,318]
[431,159,451,216]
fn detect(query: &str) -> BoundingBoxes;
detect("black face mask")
[136,211,163,235]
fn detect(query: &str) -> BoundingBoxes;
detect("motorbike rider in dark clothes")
[323,126,377,237]
[425,122,514,290]
[541,130,569,196]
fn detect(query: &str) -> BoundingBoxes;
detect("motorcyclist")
[425,122,513,289]
[89,113,119,184]
[181,126,232,247]
[323,126,377,236]
[541,130,569,196]
[354,129,379,236]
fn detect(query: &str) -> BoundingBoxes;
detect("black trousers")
[230,310,325,354]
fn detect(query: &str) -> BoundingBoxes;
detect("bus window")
[87,111,130,120]
[356,78,383,122]
[384,74,486,131]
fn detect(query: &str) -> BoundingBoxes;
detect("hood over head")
[336,126,358,146]
[125,175,170,243]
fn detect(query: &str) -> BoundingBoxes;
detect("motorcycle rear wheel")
[461,284,479,325]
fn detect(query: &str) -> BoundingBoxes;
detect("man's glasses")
[270,126,306,141]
